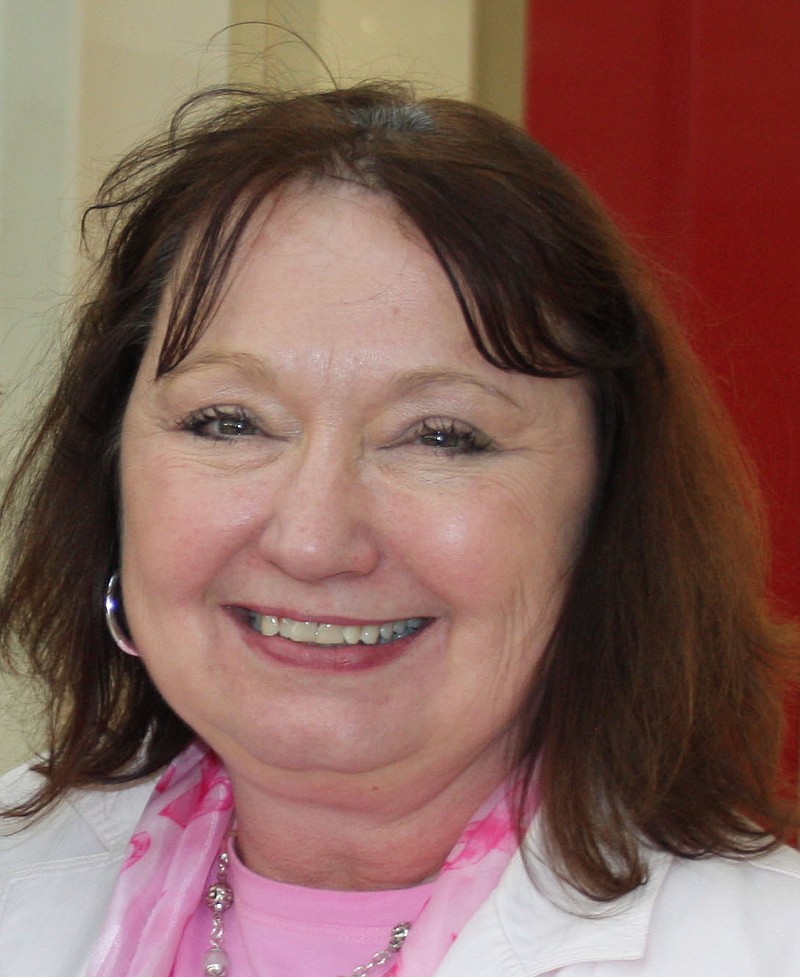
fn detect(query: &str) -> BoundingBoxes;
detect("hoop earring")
[105,572,139,657]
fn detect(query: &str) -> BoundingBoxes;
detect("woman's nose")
[255,446,381,582]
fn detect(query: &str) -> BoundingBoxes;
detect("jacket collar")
[436,817,673,977]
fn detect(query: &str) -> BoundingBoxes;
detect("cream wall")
[0,1,80,432]
[0,0,525,773]
[228,1,524,120]
[230,0,474,93]
[76,0,233,204]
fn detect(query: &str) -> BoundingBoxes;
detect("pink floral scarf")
[85,742,534,977]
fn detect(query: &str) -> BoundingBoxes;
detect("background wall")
[0,0,526,772]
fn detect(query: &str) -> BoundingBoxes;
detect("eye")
[180,406,260,441]
[414,418,493,455]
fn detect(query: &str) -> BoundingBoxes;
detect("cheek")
[384,484,545,606]
[383,468,591,626]
[120,460,254,593]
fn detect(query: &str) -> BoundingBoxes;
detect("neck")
[227,760,510,890]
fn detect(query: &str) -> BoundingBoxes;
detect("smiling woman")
[119,185,595,882]
[0,82,798,976]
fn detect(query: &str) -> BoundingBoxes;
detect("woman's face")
[119,184,596,812]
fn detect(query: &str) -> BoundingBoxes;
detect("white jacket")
[2,761,800,976]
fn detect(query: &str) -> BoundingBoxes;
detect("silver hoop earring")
[105,572,139,657]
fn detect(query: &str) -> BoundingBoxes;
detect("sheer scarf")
[85,742,533,977]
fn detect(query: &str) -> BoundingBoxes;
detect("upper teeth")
[248,613,426,647]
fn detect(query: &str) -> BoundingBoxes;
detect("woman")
[0,82,798,976]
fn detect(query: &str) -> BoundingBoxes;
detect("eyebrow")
[163,349,278,386]
[386,369,525,411]
[162,351,525,411]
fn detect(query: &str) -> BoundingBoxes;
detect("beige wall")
[229,1,525,122]
[0,0,525,773]
[235,0,474,93]
[76,0,233,205]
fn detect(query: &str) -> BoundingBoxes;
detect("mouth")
[245,612,430,648]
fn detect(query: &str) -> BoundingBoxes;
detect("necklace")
[202,846,412,977]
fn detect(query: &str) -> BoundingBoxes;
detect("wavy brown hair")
[0,82,796,899]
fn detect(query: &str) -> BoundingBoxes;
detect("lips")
[246,612,429,647]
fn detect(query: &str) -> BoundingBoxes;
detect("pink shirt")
[171,844,435,976]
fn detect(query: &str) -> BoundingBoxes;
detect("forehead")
[236,182,448,308]
[131,181,595,453]
[149,182,483,371]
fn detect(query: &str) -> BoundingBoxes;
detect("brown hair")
[0,82,795,899]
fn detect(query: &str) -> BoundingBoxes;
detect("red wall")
[524,1,800,781]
